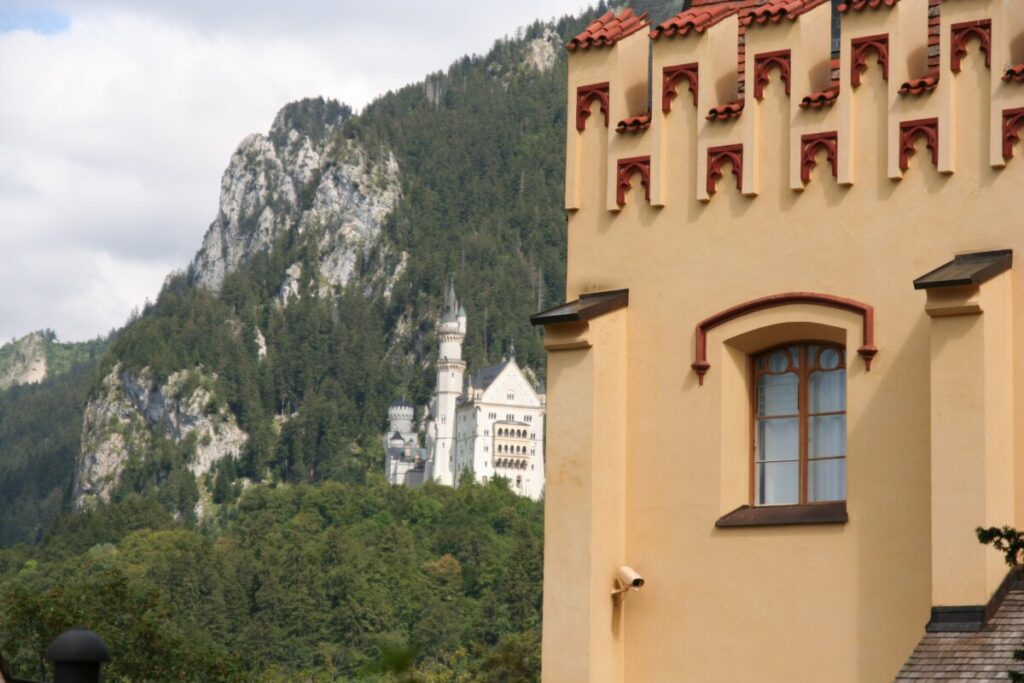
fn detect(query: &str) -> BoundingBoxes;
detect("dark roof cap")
[530,289,629,326]
[45,628,110,664]
[390,397,413,409]
[913,250,1012,290]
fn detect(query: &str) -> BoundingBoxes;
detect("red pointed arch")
[692,292,878,385]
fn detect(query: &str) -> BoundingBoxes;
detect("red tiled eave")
[740,0,830,27]
[1004,64,1024,83]
[801,83,840,109]
[837,0,899,12]
[616,113,652,133]
[568,9,649,51]
[707,99,744,121]
[900,70,939,96]
[651,2,744,39]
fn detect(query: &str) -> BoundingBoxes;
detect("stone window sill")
[715,501,848,528]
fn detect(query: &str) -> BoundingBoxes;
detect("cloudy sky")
[0,0,592,343]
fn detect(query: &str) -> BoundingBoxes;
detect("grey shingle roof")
[470,361,511,392]
[896,590,1024,681]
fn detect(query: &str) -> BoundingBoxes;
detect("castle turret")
[387,397,415,436]
[433,278,466,486]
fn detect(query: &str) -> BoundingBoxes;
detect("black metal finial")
[45,628,110,683]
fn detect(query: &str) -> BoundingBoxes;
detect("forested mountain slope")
[0,1,681,679]
[69,1,678,518]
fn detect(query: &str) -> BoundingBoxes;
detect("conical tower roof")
[442,275,459,322]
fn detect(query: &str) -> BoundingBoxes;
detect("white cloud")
[0,0,593,342]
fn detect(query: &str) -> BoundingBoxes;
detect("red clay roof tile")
[899,70,939,96]
[707,99,744,121]
[650,2,745,39]
[567,9,649,51]
[1004,64,1024,83]
[740,0,830,27]
[616,113,652,133]
[800,83,840,109]
[837,0,899,11]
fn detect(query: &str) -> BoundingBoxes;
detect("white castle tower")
[385,397,428,486]
[386,278,544,499]
[431,277,467,486]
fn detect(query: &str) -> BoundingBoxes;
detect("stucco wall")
[546,0,1024,681]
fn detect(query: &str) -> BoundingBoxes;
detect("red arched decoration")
[800,132,839,183]
[1002,108,1024,160]
[851,34,889,86]
[692,292,878,385]
[616,156,651,206]
[899,118,939,171]
[950,19,991,73]
[662,63,699,112]
[707,144,743,195]
[576,82,610,131]
[753,50,792,100]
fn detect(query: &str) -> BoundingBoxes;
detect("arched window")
[754,343,846,506]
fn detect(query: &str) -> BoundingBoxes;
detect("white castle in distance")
[385,281,545,500]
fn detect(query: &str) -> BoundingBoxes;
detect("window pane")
[809,369,845,413]
[809,414,846,457]
[819,347,841,370]
[808,458,846,502]
[757,372,798,416]
[756,417,799,461]
[768,351,789,373]
[757,461,799,505]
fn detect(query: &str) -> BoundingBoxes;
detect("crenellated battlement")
[565,0,1024,212]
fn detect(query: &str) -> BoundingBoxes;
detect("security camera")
[612,566,645,602]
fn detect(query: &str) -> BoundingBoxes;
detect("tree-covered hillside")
[0,348,107,546]
[0,479,543,682]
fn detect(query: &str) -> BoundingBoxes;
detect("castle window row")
[496,427,529,439]
[495,444,530,456]
[494,459,529,470]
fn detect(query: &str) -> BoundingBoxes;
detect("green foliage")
[0,544,243,682]
[0,478,543,681]
[977,526,1024,568]
[0,357,102,546]
[977,526,1024,680]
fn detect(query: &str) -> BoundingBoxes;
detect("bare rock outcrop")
[0,331,48,389]
[73,365,246,509]
[191,98,402,300]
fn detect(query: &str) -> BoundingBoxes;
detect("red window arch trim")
[692,292,878,385]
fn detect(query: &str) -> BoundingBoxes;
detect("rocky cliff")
[190,98,402,299]
[74,364,247,509]
[0,332,48,389]
[74,98,405,511]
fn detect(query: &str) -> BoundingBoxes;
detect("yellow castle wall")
[545,0,1024,681]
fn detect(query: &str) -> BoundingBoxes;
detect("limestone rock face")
[0,331,48,389]
[74,365,247,509]
[190,98,402,299]
[523,27,559,73]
